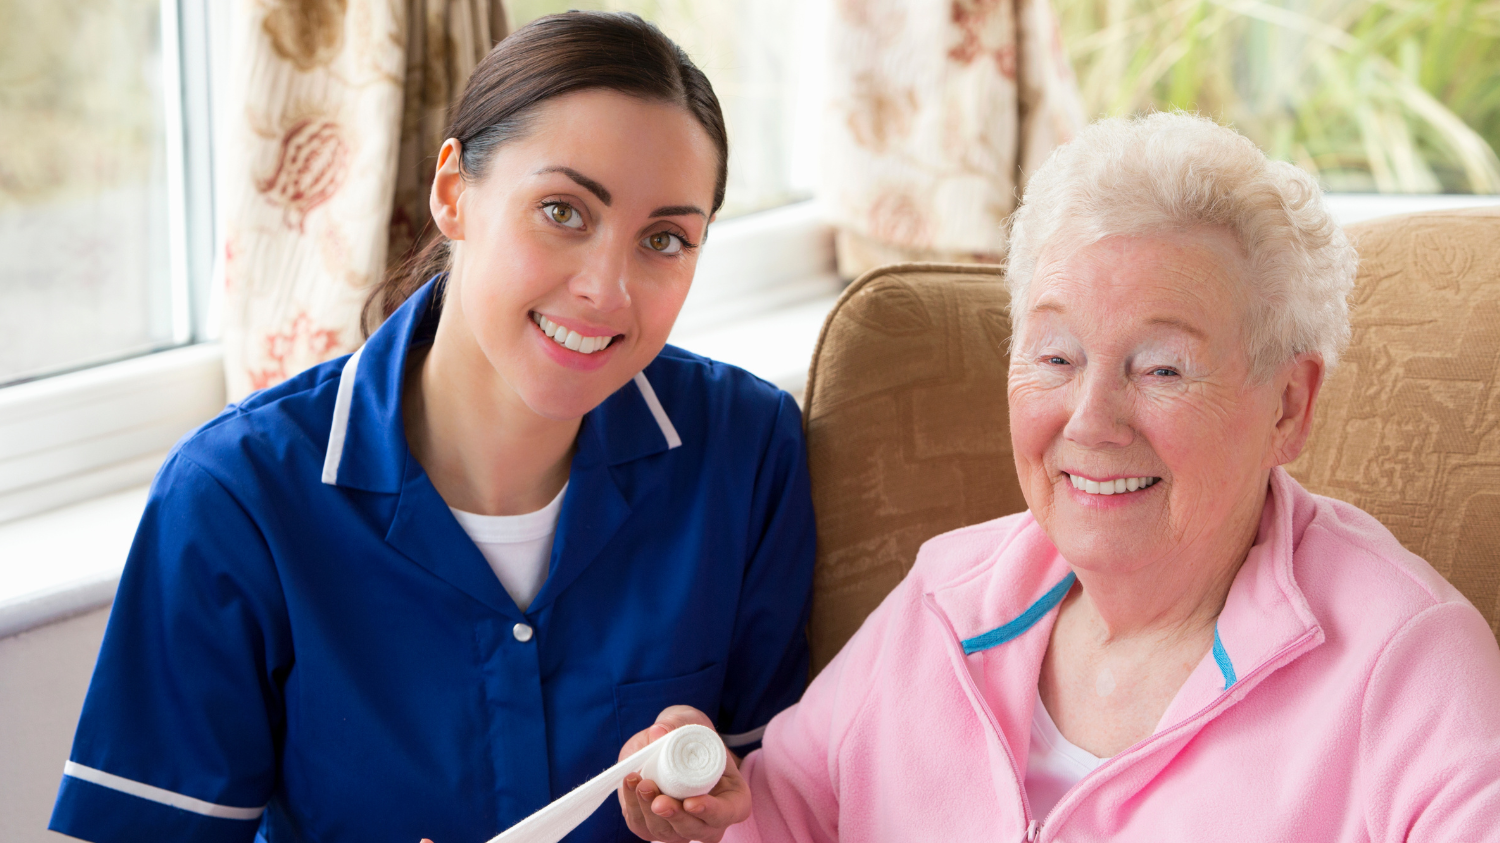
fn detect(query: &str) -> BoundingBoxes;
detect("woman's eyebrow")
[650,204,708,219]
[535,166,612,205]
[1146,315,1208,340]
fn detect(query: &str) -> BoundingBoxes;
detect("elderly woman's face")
[1008,229,1289,575]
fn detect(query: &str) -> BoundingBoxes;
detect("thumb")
[651,705,715,736]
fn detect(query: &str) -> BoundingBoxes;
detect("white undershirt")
[448,483,567,613]
[1025,691,1107,819]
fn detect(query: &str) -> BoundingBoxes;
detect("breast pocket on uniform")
[613,662,727,747]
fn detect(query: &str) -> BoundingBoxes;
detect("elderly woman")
[615,112,1500,842]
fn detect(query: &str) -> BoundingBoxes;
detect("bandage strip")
[483,724,726,843]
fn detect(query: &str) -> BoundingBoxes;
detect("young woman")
[49,13,815,843]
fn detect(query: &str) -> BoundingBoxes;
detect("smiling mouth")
[1064,473,1161,496]
[532,312,622,355]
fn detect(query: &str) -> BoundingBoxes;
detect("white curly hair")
[1005,111,1357,376]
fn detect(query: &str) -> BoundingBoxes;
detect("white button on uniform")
[512,623,534,643]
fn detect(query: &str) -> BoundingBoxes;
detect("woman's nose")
[1063,368,1134,449]
[568,240,632,312]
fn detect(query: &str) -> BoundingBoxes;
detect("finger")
[648,760,751,842]
[636,778,689,842]
[620,717,680,763]
[679,784,751,829]
[652,704,715,732]
[676,761,752,832]
[653,793,731,843]
[711,749,744,794]
[618,726,655,762]
[618,774,658,841]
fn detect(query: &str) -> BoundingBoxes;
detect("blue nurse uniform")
[49,278,816,843]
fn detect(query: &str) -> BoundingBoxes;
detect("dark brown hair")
[363,11,729,334]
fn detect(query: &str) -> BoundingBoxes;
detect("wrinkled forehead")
[1016,230,1252,345]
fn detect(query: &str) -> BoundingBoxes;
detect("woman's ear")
[430,139,466,241]
[1267,352,1326,467]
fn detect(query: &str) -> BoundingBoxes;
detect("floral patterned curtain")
[218,0,507,401]
[823,0,1086,277]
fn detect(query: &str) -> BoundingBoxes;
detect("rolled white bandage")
[483,724,727,843]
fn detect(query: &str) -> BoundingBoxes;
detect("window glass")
[507,0,822,217]
[1056,0,1500,194]
[0,0,175,386]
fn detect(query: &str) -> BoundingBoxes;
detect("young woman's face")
[432,88,720,421]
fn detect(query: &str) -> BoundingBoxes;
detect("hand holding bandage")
[419,707,740,843]
[618,705,750,843]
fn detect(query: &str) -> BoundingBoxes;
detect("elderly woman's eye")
[1150,366,1180,377]
[644,231,684,254]
[1044,355,1070,366]
[544,202,584,229]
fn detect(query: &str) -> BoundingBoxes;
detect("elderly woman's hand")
[617,705,750,843]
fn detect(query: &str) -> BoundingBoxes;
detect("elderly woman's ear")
[1266,351,1325,468]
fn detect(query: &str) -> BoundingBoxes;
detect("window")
[0,0,222,524]
[506,0,827,217]
[0,0,215,387]
[1056,0,1500,194]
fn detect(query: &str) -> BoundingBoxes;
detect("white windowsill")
[9,193,1497,641]
[0,485,147,638]
[1324,192,1500,224]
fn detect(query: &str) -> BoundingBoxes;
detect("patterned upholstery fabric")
[1286,207,1500,643]
[804,263,1017,675]
[802,208,1500,677]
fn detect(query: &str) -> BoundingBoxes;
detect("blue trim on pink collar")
[961,572,1077,655]
[1213,627,1237,688]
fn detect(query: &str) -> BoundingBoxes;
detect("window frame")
[0,0,224,525]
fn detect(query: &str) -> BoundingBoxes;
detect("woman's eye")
[644,231,683,255]
[544,202,584,229]
[1044,356,1070,366]
[1149,367,1180,377]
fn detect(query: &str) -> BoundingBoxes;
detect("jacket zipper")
[926,592,1321,842]
[922,594,1040,841]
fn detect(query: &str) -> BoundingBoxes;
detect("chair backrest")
[1284,207,1500,642]
[803,263,1018,675]
[802,208,1500,677]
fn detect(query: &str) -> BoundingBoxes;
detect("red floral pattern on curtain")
[823,0,1086,277]
[218,0,507,401]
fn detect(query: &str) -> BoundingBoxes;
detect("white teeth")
[1069,474,1157,496]
[533,313,615,354]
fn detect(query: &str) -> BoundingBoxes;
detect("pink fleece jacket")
[731,468,1500,842]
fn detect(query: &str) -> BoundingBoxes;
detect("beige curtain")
[219,0,507,401]
[823,0,1086,278]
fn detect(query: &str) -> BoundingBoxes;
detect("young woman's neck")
[403,297,580,517]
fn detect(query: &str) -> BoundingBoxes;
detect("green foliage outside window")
[0,0,164,207]
[1056,0,1500,193]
